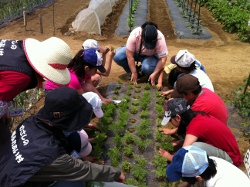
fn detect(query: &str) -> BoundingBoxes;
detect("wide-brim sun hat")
[23,37,72,86]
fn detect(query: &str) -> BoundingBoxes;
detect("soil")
[1,0,250,179]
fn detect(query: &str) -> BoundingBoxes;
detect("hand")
[101,98,113,104]
[158,148,173,161]
[161,90,174,97]
[117,171,126,183]
[100,46,110,54]
[131,72,138,84]
[148,73,156,86]
[159,127,175,135]
[156,83,163,91]
[107,50,115,58]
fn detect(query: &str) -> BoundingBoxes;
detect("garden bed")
[92,82,174,187]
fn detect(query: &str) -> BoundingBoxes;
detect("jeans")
[113,46,159,75]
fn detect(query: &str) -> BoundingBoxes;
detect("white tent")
[72,0,118,34]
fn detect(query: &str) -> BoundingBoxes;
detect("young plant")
[130,105,138,114]
[133,154,147,168]
[107,147,120,167]
[124,144,133,157]
[122,131,135,144]
[122,160,132,173]
[135,88,141,93]
[131,164,147,182]
[136,126,151,139]
[140,110,149,118]
[132,100,139,106]
[135,138,151,152]
[144,83,151,90]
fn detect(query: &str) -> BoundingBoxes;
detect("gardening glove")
[164,63,177,74]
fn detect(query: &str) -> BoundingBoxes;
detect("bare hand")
[131,72,138,84]
[158,148,172,161]
[117,171,126,183]
[102,98,113,104]
[156,83,163,91]
[161,90,174,97]
[148,73,156,86]
[159,127,174,135]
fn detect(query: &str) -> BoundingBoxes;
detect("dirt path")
[1,0,249,172]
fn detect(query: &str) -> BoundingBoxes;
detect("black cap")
[37,87,93,132]
[143,25,158,50]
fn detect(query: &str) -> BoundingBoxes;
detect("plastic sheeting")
[72,0,118,34]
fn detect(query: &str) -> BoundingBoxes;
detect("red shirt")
[191,88,228,124]
[0,71,31,101]
[187,114,242,167]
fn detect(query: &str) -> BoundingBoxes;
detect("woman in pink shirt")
[113,21,168,86]
[45,48,112,104]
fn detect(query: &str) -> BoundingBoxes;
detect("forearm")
[29,154,121,182]
[153,56,167,75]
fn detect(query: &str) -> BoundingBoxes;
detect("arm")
[148,56,167,86]
[82,81,112,104]
[29,154,125,182]
[97,50,115,77]
[161,89,174,97]
[182,134,198,147]
[156,69,164,90]
[126,49,138,84]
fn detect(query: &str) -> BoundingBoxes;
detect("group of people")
[0,37,125,186]
[0,20,249,187]
[113,21,250,186]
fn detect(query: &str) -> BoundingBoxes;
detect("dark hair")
[67,49,86,78]
[177,62,196,73]
[67,49,97,79]
[141,21,158,30]
[168,67,182,88]
[182,156,217,185]
[177,109,209,136]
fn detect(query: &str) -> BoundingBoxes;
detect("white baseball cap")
[82,92,103,118]
[170,49,196,68]
[82,39,100,51]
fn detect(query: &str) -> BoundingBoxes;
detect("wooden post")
[53,3,55,35]
[39,14,43,34]
[23,11,27,31]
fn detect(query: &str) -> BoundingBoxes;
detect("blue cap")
[83,48,106,73]
[166,146,209,182]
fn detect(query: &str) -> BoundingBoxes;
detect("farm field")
[0,0,249,185]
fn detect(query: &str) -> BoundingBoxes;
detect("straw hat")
[23,37,72,85]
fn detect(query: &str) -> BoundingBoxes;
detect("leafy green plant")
[140,110,149,118]
[130,105,138,114]
[229,75,250,117]
[124,144,133,157]
[132,100,139,106]
[144,83,151,90]
[107,147,121,167]
[152,153,168,181]
[122,131,135,144]
[122,160,132,173]
[131,164,147,182]
[135,138,151,152]
[134,154,147,167]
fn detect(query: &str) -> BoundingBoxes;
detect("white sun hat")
[23,37,72,85]
[82,92,104,118]
[82,39,100,51]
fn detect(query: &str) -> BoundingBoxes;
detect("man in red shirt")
[161,74,228,135]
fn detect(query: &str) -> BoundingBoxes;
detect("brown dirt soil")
[1,0,250,173]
